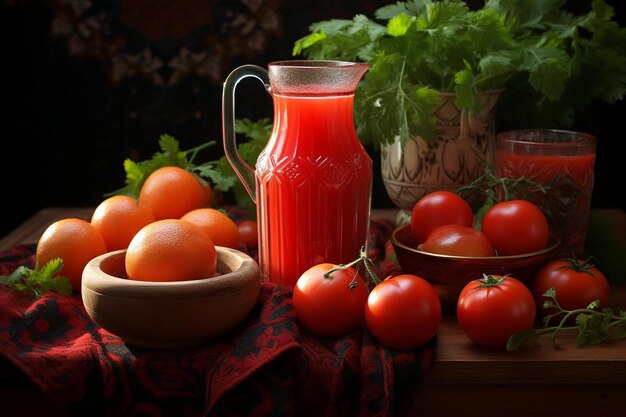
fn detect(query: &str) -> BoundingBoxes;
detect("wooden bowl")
[82,247,260,349]
[391,224,560,309]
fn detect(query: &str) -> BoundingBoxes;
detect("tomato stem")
[556,256,599,276]
[456,162,547,227]
[323,246,382,287]
[477,273,507,287]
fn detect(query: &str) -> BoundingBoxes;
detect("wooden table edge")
[0,207,94,251]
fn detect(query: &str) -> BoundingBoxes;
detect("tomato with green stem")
[293,248,379,338]
[365,274,441,350]
[532,257,610,320]
[457,274,536,348]
[410,191,474,244]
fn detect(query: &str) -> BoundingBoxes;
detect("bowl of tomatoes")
[82,246,261,349]
[391,224,560,307]
[391,192,562,308]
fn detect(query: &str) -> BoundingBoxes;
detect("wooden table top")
[1,207,625,389]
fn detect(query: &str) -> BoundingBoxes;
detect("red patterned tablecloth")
[0,219,436,417]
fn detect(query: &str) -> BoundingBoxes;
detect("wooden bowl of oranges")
[81,219,260,349]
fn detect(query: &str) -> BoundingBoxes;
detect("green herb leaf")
[506,328,536,351]
[0,259,72,299]
[387,13,413,37]
[507,288,626,351]
[456,162,547,228]
[293,31,327,56]
[454,61,479,116]
[105,134,203,198]
[375,0,427,20]
[212,118,273,214]
[294,0,626,147]
[108,119,272,215]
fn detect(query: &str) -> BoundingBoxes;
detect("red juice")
[496,130,596,256]
[255,93,373,286]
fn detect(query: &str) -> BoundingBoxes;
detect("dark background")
[2,0,625,238]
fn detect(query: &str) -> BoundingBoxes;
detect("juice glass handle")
[221,65,271,204]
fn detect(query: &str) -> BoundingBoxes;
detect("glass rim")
[268,60,369,69]
[497,129,596,146]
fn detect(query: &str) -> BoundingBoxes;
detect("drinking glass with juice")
[496,129,596,256]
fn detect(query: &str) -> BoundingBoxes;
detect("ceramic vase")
[381,90,502,218]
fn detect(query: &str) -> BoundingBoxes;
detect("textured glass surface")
[223,61,372,286]
[496,129,596,255]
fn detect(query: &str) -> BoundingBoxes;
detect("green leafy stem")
[507,287,626,351]
[294,0,626,146]
[0,259,73,299]
[456,162,548,228]
[107,118,272,216]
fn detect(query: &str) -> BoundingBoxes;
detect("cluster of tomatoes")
[412,191,550,257]
[410,191,610,348]
[457,257,610,349]
[291,190,611,350]
[292,261,442,350]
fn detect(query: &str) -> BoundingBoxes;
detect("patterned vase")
[380,90,502,218]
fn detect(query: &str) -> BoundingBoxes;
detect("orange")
[125,219,217,282]
[91,195,156,251]
[36,218,108,291]
[139,166,211,220]
[180,208,240,249]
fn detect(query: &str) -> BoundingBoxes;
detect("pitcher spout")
[267,60,368,96]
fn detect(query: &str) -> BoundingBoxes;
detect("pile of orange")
[35,166,258,292]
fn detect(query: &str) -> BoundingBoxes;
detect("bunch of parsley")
[107,118,272,216]
[293,0,626,148]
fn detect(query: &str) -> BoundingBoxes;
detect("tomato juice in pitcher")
[222,61,372,287]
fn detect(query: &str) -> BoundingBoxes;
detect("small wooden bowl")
[82,247,260,349]
[391,224,560,309]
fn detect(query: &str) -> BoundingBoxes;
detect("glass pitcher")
[222,60,372,287]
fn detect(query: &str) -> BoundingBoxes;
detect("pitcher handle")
[221,65,271,204]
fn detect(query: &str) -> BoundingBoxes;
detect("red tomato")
[481,200,549,256]
[532,258,610,319]
[365,274,441,350]
[237,219,258,249]
[410,191,474,244]
[457,275,536,348]
[419,224,496,257]
[293,263,369,338]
